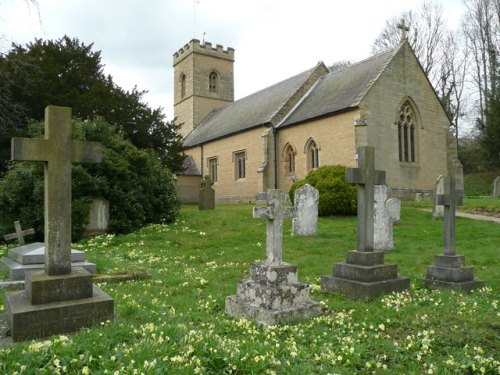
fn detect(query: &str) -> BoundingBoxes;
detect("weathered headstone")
[321,147,410,301]
[292,184,319,236]
[198,176,215,210]
[493,177,500,197]
[3,221,35,246]
[85,197,110,234]
[432,175,445,218]
[425,176,485,291]
[373,185,401,251]
[4,106,114,341]
[225,189,321,326]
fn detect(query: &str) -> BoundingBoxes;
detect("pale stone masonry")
[225,189,321,326]
[174,35,463,204]
[5,106,113,341]
[321,147,410,301]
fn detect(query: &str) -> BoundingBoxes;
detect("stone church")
[174,35,463,203]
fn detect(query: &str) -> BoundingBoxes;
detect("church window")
[284,144,296,174]
[209,71,218,93]
[305,138,319,171]
[208,157,218,182]
[234,150,246,179]
[397,101,418,163]
[180,73,186,98]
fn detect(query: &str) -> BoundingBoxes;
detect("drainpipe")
[200,144,204,177]
[273,127,278,189]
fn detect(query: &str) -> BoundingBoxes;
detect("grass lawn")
[0,204,498,374]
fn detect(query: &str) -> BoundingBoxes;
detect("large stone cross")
[11,106,103,275]
[4,221,35,246]
[436,176,456,256]
[253,189,294,265]
[346,146,386,252]
[397,18,410,41]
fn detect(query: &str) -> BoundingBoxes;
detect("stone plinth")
[6,284,113,342]
[424,255,485,291]
[225,262,321,326]
[321,251,410,301]
[0,242,96,281]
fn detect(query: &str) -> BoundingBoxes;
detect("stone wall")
[359,42,455,197]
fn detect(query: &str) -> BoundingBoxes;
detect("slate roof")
[183,44,402,147]
[179,156,201,176]
[278,47,399,127]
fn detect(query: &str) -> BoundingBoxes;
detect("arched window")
[283,144,296,174]
[305,138,319,171]
[209,71,218,93]
[397,101,418,163]
[180,73,186,98]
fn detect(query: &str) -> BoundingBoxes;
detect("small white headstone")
[493,177,500,197]
[292,184,319,236]
[374,185,400,251]
[86,198,109,233]
[433,175,445,218]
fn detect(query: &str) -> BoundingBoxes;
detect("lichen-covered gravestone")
[425,176,485,291]
[321,146,409,301]
[4,106,114,341]
[374,185,400,251]
[432,175,445,218]
[225,189,321,326]
[198,176,215,210]
[292,184,319,236]
[493,177,500,197]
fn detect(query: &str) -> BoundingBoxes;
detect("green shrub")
[289,165,357,216]
[0,118,181,242]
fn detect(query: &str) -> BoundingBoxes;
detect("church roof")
[183,44,401,147]
[183,65,322,147]
[278,47,399,127]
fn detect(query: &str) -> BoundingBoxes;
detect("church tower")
[173,39,235,138]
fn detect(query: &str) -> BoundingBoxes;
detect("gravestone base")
[5,267,114,341]
[424,254,484,291]
[225,262,321,326]
[0,242,96,281]
[321,251,410,301]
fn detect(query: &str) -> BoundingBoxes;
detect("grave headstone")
[425,176,485,291]
[432,175,445,218]
[3,221,34,246]
[292,184,319,236]
[321,147,410,301]
[225,189,321,326]
[373,185,401,251]
[85,197,110,234]
[4,106,113,341]
[493,177,500,197]
[198,176,215,210]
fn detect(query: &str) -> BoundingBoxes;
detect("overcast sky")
[1,0,466,121]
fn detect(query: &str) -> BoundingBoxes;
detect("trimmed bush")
[289,165,357,216]
[0,118,181,242]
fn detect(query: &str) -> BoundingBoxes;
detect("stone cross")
[397,18,410,41]
[11,106,102,275]
[346,146,386,252]
[253,189,294,265]
[436,176,457,256]
[4,221,35,246]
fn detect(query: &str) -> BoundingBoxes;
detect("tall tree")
[0,36,185,174]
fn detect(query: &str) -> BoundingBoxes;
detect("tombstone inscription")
[321,147,410,300]
[4,106,114,341]
[425,176,485,291]
[225,189,321,326]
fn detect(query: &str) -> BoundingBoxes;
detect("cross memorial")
[4,221,35,246]
[397,18,410,40]
[436,176,456,256]
[346,146,386,252]
[253,189,294,265]
[11,106,102,275]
